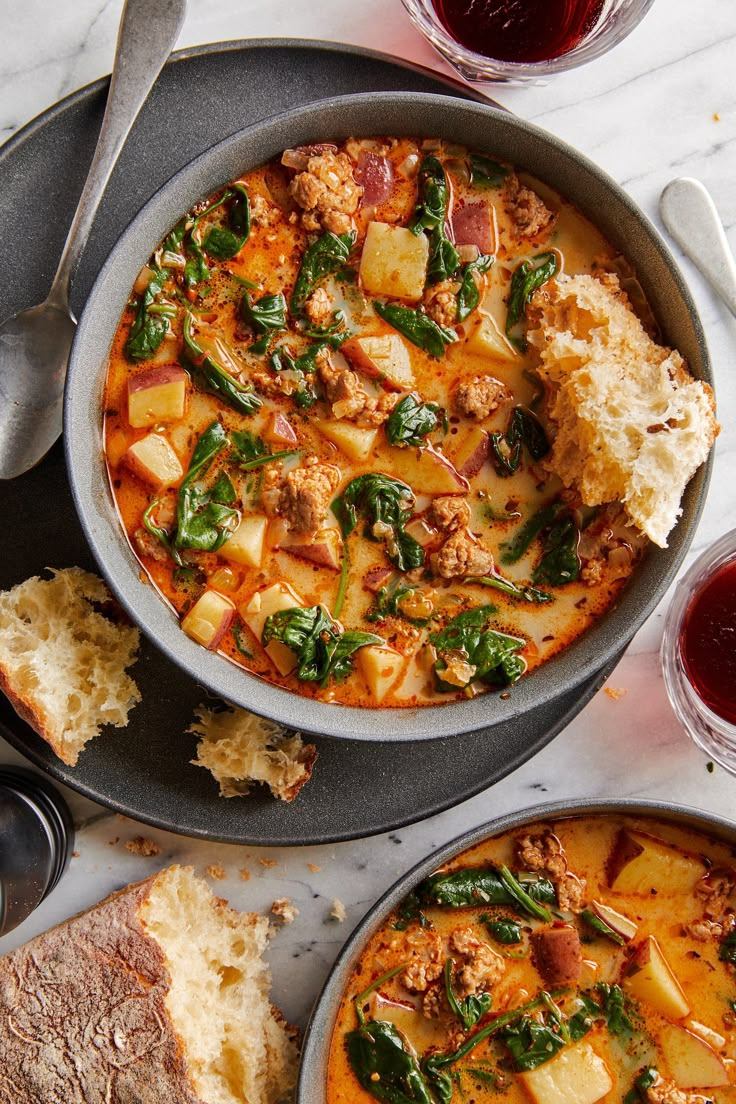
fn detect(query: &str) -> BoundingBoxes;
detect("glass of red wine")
[661,529,736,775]
[401,0,656,82]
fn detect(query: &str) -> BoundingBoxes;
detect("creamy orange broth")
[328,814,736,1104]
[103,137,644,708]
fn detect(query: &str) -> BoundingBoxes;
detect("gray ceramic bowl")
[65,92,712,743]
[297,797,736,1102]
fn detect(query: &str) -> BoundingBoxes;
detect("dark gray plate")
[0,41,620,844]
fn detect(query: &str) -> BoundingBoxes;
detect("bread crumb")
[125,836,160,857]
[307,862,321,873]
[206,863,227,880]
[604,687,627,701]
[713,112,720,121]
[108,837,120,846]
[240,867,251,881]
[271,898,299,924]
[330,898,347,922]
[72,850,80,858]
[259,858,278,869]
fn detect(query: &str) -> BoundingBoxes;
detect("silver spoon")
[0,0,187,480]
[660,177,736,319]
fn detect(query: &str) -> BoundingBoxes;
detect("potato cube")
[359,222,428,302]
[123,433,183,488]
[181,590,235,650]
[466,311,518,363]
[518,1041,612,1104]
[342,334,414,390]
[659,1023,730,1088]
[624,935,690,1020]
[281,527,344,571]
[242,582,304,676]
[449,425,491,478]
[263,412,298,446]
[318,420,378,462]
[608,829,706,895]
[356,645,405,703]
[220,515,268,569]
[127,365,188,428]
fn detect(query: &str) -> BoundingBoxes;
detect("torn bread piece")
[190,704,317,800]
[527,272,718,548]
[0,866,298,1104]
[0,567,141,765]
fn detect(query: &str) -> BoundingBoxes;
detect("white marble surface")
[0,0,735,1035]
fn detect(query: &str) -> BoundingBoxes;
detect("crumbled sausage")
[400,929,445,993]
[449,927,505,997]
[684,918,731,942]
[696,871,735,917]
[436,529,494,579]
[646,1076,714,1104]
[424,280,459,327]
[249,192,280,228]
[580,558,605,587]
[503,173,556,241]
[133,527,170,563]
[290,150,362,235]
[304,286,334,326]
[428,496,471,533]
[422,985,442,1019]
[317,349,398,424]
[453,375,507,420]
[278,457,340,533]
[515,830,587,913]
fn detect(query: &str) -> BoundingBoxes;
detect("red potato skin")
[355,151,394,206]
[207,605,236,651]
[606,828,647,887]
[451,201,493,254]
[267,412,298,446]
[531,926,583,988]
[340,338,409,392]
[281,529,344,571]
[458,432,491,479]
[128,364,188,393]
[363,565,394,592]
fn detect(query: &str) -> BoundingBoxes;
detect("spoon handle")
[47,0,187,314]
[659,177,736,319]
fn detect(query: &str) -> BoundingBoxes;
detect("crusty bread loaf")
[527,273,718,548]
[0,866,298,1104]
[190,705,317,801]
[0,567,141,764]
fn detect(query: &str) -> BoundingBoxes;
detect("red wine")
[432,0,607,64]
[680,559,736,726]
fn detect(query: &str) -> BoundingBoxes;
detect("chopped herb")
[333,473,424,573]
[374,301,458,358]
[385,393,443,447]
[262,605,382,686]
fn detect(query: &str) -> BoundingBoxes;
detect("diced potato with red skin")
[342,334,414,390]
[263,411,298,446]
[624,935,690,1020]
[607,829,707,895]
[531,926,582,987]
[281,527,344,571]
[363,564,393,592]
[123,433,182,488]
[519,1041,612,1104]
[659,1023,730,1088]
[465,311,518,363]
[127,365,188,428]
[589,900,638,942]
[449,425,491,478]
[241,582,304,676]
[359,222,429,302]
[220,515,268,569]
[379,444,469,495]
[181,590,235,650]
[356,645,406,703]
[318,421,378,462]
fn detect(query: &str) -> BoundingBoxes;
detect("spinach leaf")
[392,892,429,932]
[456,254,495,322]
[367,583,432,627]
[385,393,442,447]
[291,230,356,316]
[490,406,550,477]
[232,621,253,659]
[262,605,381,686]
[428,230,460,286]
[496,865,553,922]
[175,421,240,554]
[410,156,460,285]
[429,606,526,691]
[302,308,351,347]
[125,269,176,361]
[469,154,509,190]
[444,959,492,1031]
[593,984,635,1042]
[624,1067,659,1104]
[333,474,424,573]
[142,498,183,567]
[269,346,320,409]
[505,251,559,347]
[345,1020,433,1104]
[200,183,251,260]
[473,573,552,605]
[533,513,580,586]
[417,866,555,912]
[481,917,523,945]
[719,931,736,965]
[230,429,297,472]
[500,1016,565,1071]
[374,301,458,358]
[162,219,186,255]
[581,909,626,946]
[182,311,262,415]
[240,291,287,353]
[500,500,565,565]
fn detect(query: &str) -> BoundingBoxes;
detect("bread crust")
[0,875,205,1104]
